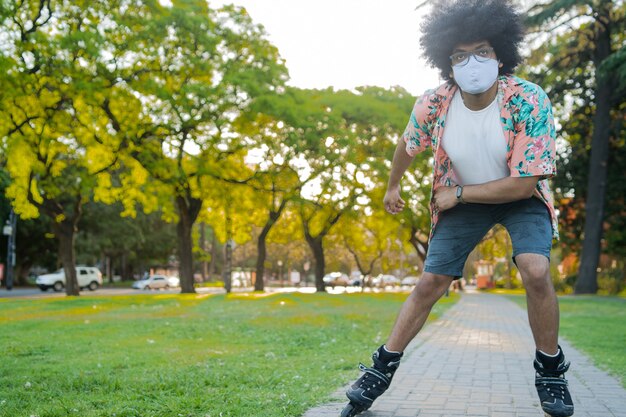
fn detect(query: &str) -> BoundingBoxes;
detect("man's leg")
[515,253,559,354]
[343,272,453,414]
[502,198,574,416]
[343,203,489,415]
[386,204,490,352]
[386,272,454,352]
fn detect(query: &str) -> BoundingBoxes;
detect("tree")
[477,225,516,289]
[0,0,126,295]
[262,206,309,284]
[524,0,626,293]
[96,2,287,293]
[234,96,309,291]
[200,165,272,292]
[241,86,356,292]
[292,86,418,291]
[334,204,395,283]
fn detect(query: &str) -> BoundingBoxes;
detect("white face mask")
[452,57,499,95]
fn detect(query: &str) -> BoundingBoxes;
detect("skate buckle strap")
[534,358,570,376]
[536,376,569,401]
[536,376,568,386]
[358,363,391,385]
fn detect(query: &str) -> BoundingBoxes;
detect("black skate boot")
[534,346,574,417]
[340,345,403,417]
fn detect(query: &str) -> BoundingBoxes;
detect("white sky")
[210,0,441,96]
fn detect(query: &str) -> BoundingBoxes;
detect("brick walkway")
[303,291,626,417]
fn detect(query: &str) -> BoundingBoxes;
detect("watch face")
[456,186,462,199]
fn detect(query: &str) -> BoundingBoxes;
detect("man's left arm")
[434,176,539,211]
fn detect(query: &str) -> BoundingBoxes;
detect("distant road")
[0,286,226,299]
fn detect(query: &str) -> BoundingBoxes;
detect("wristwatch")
[455,185,465,204]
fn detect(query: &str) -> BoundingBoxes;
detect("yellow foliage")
[93,173,117,205]
[29,178,43,205]
[5,183,39,219]
[226,292,275,300]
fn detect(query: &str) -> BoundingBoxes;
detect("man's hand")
[433,186,458,212]
[384,186,405,214]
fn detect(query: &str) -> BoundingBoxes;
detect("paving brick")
[302,292,626,417]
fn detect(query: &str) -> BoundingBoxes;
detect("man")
[340,1,574,417]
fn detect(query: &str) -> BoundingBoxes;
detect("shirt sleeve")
[509,85,557,179]
[402,89,436,157]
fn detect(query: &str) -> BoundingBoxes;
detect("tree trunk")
[409,226,428,269]
[300,204,346,293]
[200,222,207,282]
[208,232,217,280]
[106,256,113,284]
[345,238,381,279]
[223,241,232,293]
[255,226,270,292]
[15,262,31,286]
[223,203,233,293]
[255,201,286,292]
[121,252,127,282]
[305,234,326,292]
[505,241,513,290]
[576,9,613,294]
[176,195,202,294]
[54,220,79,296]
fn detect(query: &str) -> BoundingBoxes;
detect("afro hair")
[420,0,525,81]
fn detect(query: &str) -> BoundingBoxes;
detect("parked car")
[349,272,364,287]
[372,274,401,288]
[36,266,103,292]
[323,272,350,288]
[350,277,363,287]
[166,276,180,288]
[132,274,179,290]
[401,276,420,286]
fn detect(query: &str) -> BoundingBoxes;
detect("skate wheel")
[340,402,365,417]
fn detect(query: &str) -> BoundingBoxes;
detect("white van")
[36,266,103,292]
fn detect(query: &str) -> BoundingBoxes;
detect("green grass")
[0,291,458,417]
[505,293,626,388]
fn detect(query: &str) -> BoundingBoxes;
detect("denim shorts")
[423,197,553,279]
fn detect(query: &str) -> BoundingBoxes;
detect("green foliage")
[563,263,626,295]
[597,45,626,96]
[242,84,423,285]
[522,0,626,262]
[0,292,458,416]
[0,168,58,280]
[76,201,177,276]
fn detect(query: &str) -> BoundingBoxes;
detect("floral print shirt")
[402,75,559,240]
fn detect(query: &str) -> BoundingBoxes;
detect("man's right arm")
[384,138,415,214]
[387,138,415,190]
[385,89,436,214]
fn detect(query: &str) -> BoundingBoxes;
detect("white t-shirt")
[441,91,509,186]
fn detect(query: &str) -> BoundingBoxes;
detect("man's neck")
[459,81,498,111]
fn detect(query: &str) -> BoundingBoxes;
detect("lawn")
[504,293,626,388]
[0,291,458,417]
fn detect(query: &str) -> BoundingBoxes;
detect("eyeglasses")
[450,47,495,67]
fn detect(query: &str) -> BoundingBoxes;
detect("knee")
[412,272,453,300]
[517,256,551,292]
